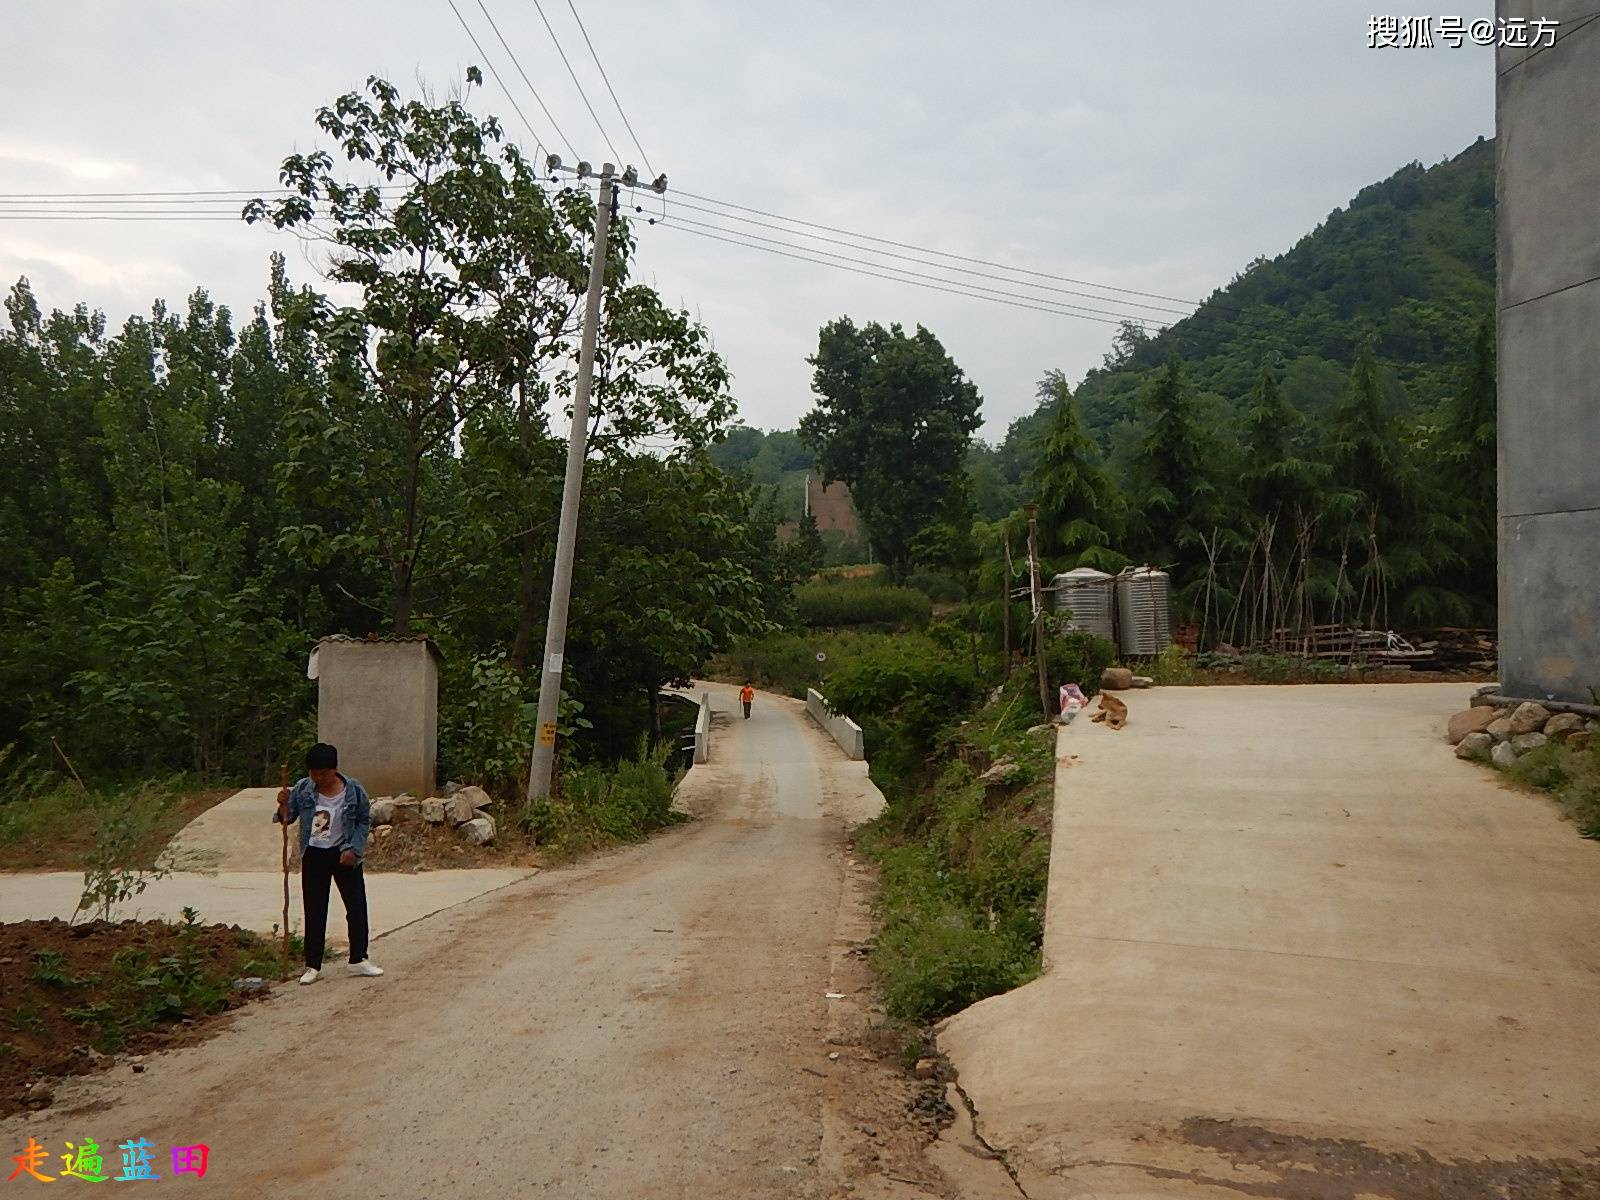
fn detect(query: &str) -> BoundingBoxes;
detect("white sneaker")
[298,968,321,985]
[347,960,384,978]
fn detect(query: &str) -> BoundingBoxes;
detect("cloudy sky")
[2,2,1493,439]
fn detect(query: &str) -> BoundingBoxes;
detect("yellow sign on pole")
[537,721,557,747]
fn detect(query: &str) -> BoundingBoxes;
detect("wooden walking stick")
[279,762,291,977]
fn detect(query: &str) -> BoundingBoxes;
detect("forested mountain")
[967,138,1495,512]
[1073,137,1495,451]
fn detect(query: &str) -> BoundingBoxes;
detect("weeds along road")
[3,682,886,1198]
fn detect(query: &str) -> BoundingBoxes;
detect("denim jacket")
[274,774,372,860]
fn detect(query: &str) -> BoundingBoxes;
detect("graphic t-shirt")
[308,786,346,850]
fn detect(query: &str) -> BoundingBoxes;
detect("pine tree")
[1126,355,1224,609]
[1028,369,1124,569]
[1238,359,1324,522]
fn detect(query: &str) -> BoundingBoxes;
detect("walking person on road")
[740,683,755,720]
[275,742,384,985]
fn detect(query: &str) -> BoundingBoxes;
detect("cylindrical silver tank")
[1116,567,1172,656]
[1052,567,1115,641]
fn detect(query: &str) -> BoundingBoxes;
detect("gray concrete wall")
[693,691,712,764]
[316,639,439,797]
[805,688,865,761]
[1496,2,1600,701]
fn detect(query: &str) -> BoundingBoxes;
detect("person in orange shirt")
[739,682,755,719]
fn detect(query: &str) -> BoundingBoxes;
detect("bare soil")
[0,919,277,1118]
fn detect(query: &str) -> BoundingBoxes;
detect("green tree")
[1028,369,1124,569]
[801,317,982,581]
[1124,356,1229,610]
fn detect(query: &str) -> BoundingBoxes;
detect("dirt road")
[3,684,898,1198]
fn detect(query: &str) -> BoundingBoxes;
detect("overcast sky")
[2,2,1493,440]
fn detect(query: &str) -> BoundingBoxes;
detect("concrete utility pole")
[527,163,616,803]
[1025,504,1050,717]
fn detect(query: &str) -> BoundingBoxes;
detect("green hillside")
[1071,137,1495,451]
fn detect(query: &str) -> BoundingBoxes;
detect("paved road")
[942,683,1600,1199]
[4,683,884,1198]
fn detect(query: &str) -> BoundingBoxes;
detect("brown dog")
[1090,691,1128,730]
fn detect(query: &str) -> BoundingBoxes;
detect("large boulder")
[421,798,446,824]
[1454,732,1494,761]
[390,796,422,823]
[1507,701,1552,735]
[369,797,397,826]
[1491,741,1519,769]
[1542,712,1586,741]
[1101,667,1135,691]
[1485,717,1514,741]
[1569,730,1593,752]
[443,793,477,826]
[1510,731,1548,755]
[456,785,494,811]
[459,816,496,845]
[1446,707,1499,745]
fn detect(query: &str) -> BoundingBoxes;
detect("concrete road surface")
[2,682,887,1198]
[941,683,1600,1199]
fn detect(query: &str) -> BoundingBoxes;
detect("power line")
[655,196,1193,317]
[564,0,655,177]
[469,0,578,160]
[658,222,1163,331]
[673,187,1231,313]
[658,213,1173,327]
[442,0,555,162]
[525,0,623,166]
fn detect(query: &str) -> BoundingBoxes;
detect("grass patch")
[1497,737,1600,838]
[516,743,687,861]
[860,671,1058,1023]
[0,767,231,871]
[795,580,931,630]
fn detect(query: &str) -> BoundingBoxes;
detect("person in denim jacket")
[275,742,385,985]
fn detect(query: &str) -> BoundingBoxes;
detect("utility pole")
[1000,535,1012,678]
[1025,503,1050,717]
[526,162,617,803]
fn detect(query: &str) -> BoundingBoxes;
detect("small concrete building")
[1495,2,1600,702]
[314,635,441,798]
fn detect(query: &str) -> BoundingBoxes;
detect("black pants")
[300,846,369,969]
[742,700,751,718]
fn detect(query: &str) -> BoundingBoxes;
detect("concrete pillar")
[314,636,440,797]
[1495,2,1600,701]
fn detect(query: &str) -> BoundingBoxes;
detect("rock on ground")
[1542,712,1586,741]
[1491,741,1520,768]
[1570,731,1594,752]
[443,793,476,826]
[369,797,397,825]
[1508,701,1553,735]
[1447,707,1499,744]
[1101,667,1135,691]
[1510,731,1549,755]
[456,785,493,811]
[1486,717,1515,741]
[459,815,496,845]
[421,799,446,824]
[1455,732,1494,761]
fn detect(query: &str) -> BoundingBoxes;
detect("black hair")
[305,742,338,770]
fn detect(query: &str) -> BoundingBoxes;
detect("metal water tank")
[1052,567,1115,641]
[1116,567,1172,656]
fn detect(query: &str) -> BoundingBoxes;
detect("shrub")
[518,742,682,855]
[905,570,967,604]
[796,582,931,629]
[1044,630,1119,696]
[823,640,981,776]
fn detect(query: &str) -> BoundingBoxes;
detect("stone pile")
[1446,691,1597,767]
[367,781,498,844]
